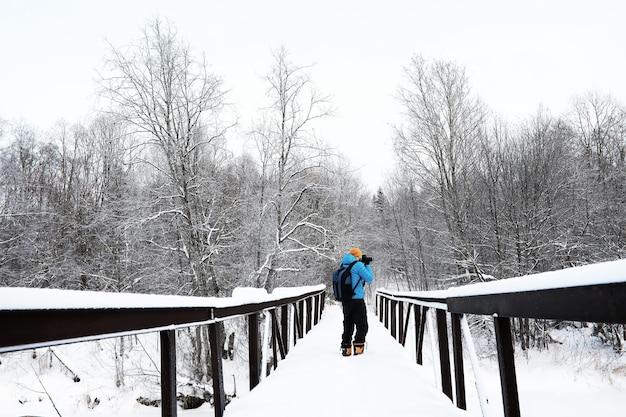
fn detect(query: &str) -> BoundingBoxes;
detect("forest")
[2,18,626,379]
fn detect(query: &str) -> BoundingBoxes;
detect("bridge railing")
[376,258,626,417]
[0,284,326,417]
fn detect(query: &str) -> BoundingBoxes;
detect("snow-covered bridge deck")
[224,305,470,417]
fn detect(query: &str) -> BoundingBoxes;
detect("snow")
[378,259,626,304]
[271,285,325,298]
[0,284,325,310]
[231,287,269,301]
[446,258,626,297]
[3,303,624,417]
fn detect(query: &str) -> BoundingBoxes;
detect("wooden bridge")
[2,259,626,416]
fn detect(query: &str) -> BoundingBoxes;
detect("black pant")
[341,298,368,348]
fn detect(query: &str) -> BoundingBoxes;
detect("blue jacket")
[341,253,374,299]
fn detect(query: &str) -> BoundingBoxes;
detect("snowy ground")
[1,304,625,416]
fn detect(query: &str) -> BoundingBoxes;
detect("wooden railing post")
[436,309,453,400]
[281,305,289,355]
[305,297,312,333]
[401,304,411,346]
[384,298,390,329]
[415,305,427,364]
[248,313,260,390]
[293,302,304,344]
[160,330,177,417]
[398,301,405,344]
[270,309,278,370]
[270,309,286,368]
[451,313,466,410]
[313,294,320,325]
[390,299,397,340]
[298,300,305,338]
[209,322,225,417]
[494,316,521,417]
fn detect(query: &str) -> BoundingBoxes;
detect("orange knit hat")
[349,248,362,258]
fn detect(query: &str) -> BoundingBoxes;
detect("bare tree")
[572,92,626,176]
[0,117,137,291]
[371,171,444,291]
[249,47,333,291]
[98,18,237,383]
[70,116,138,292]
[0,124,44,287]
[570,92,626,260]
[394,55,487,286]
[99,18,232,298]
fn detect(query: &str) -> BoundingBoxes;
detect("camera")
[361,255,373,265]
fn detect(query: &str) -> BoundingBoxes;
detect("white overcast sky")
[1,0,625,190]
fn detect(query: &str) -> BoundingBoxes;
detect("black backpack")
[332,261,362,301]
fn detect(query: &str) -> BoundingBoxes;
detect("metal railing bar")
[160,330,177,417]
[288,304,295,348]
[436,309,453,400]
[305,298,313,333]
[0,308,214,353]
[271,310,279,370]
[384,298,389,329]
[401,302,411,346]
[260,311,271,382]
[274,311,286,360]
[314,295,320,325]
[494,316,520,417]
[270,309,286,366]
[390,299,397,339]
[247,312,260,390]
[416,305,427,365]
[209,322,226,417]
[451,313,466,410]
[298,300,305,338]
[292,302,303,341]
[281,305,289,355]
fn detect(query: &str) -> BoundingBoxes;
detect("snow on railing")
[375,258,626,417]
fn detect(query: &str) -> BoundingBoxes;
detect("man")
[340,247,374,356]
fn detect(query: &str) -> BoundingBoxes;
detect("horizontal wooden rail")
[447,281,626,323]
